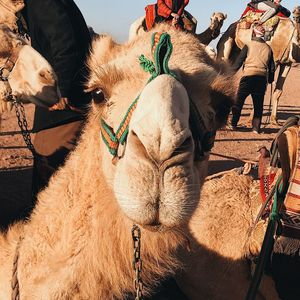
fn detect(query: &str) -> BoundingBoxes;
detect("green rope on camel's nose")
[101,32,176,159]
[139,32,176,81]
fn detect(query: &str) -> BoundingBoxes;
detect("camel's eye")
[91,89,105,104]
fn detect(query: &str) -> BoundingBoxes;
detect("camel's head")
[0,25,59,107]
[210,12,227,34]
[87,25,235,229]
[293,6,300,23]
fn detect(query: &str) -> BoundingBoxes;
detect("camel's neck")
[197,26,220,46]
[295,21,300,44]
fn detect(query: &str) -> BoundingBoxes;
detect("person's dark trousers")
[31,120,83,203]
[272,253,300,300]
[231,75,267,131]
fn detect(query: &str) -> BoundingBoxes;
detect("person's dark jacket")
[22,0,92,132]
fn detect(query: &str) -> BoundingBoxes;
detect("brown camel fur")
[177,173,279,300]
[0,0,24,30]
[0,24,235,299]
[217,8,300,124]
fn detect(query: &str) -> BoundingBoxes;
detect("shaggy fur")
[0,0,24,31]
[0,24,235,299]
[177,173,279,300]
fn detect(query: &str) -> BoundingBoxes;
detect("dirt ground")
[0,66,300,229]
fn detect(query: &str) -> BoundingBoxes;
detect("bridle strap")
[100,32,173,159]
[100,32,215,161]
[0,43,22,81]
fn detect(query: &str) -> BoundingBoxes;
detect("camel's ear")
[211,12,216,20]
[224,14,227,20]
[209,75,236,129]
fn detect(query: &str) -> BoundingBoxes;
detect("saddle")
[245,116,300,298]
[250,117,300,255]
[238,4,290,41]
[274,119,300,243]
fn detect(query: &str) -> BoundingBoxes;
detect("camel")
[0,0,59,125]
[0,24,236,299]
[196,12,227,45]
[217,6,300,124]
[128,12,227,46]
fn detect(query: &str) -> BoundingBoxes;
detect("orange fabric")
[157,0,189,18]
[145,4,156,30]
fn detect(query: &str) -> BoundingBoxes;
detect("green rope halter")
[100,32,175,158]
[100,32,216,160]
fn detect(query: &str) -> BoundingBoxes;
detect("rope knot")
[139,54,156,75]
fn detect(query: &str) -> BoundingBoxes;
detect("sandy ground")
[0,66,300,229]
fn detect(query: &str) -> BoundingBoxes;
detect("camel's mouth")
[114,161,200,228]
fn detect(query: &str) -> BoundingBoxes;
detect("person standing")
[21,0,92,200]
[230,25,275,133]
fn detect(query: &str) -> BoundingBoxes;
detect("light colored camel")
[128,12,227,46]
[0,24,236,299]
[0,0,59,130]
[0,0,59,126]
[217,7,300,124]
[0,25,59,109]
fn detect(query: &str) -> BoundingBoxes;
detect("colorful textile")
[157,0,189,18]
[145,4,157,31]
[281,129,300,239]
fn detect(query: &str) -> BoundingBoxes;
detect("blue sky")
[74,0,299,42]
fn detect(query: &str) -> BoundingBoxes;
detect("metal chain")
[12,100,36,155]
[132,224,143,300]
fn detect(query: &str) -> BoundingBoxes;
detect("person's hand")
[172,17,178,26]
[171,13,180,20]
[49,97,68,111]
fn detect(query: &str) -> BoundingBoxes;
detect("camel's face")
[293,6,300,23]
[210,12,227,31]
[88,28,234,229]
[0,25,59,106]
[111,75,203,228]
